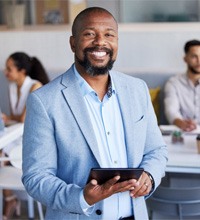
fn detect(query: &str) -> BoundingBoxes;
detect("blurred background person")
[2,52,49,124]
[164,39,200,132]
[1,52,49,220]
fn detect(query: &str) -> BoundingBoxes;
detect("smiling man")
[22,7,167,220]
[71,10,117,77]
[164,39,200,131]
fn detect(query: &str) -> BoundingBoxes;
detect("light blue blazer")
[22,65,168,220]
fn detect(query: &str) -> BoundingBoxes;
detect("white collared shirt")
[9,76,38,115]
[164,73,200,124]
[74,65,133,219]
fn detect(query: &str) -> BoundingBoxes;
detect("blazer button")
[96,209,102,215]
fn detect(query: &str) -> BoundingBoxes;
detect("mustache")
[84,47,112,55]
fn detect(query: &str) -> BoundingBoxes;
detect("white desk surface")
[1,123,199,174]
[0,123,24,150]
[164,134,200,174]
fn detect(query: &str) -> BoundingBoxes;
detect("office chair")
[0,147,44,220]
[146,184,200,220]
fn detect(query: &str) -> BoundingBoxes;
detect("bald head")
[72,7,117,37]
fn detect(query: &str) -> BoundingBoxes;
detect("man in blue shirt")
[22,7,168,220]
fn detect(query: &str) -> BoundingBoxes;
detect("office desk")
[0,123,24,150]
[150,134,200,219]
[164,134,200,174]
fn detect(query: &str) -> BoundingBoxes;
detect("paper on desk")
[159,125,180,135]
[184,125,200,135]
[159,125,200,135]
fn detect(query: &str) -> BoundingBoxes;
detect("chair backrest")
[147,185,200,220]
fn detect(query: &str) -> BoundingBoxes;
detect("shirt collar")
[73,64,115,98]
[194,79,200,86]
[186,72,200,87]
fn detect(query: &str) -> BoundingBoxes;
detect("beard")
[188,65,200,75]
[76,47,115,76]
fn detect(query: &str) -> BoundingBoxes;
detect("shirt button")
[96,209,102,215]
[114,160,118,164]
[107,131,110,135]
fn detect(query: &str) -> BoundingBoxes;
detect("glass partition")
[121,0,200,23]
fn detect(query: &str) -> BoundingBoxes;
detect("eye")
[83,32,95,38]
[105,32,116,38]
[105,33,112,37]
[190,55,197,59]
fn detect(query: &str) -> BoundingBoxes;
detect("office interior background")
[0,0,200,74]
[1,0,200,114]
[0,0,200,72]
[1,0,200,24]
[0,1,200,219]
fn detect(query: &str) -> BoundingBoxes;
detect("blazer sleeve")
[22,92,84,214]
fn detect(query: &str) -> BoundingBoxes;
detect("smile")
[91,51,107,57]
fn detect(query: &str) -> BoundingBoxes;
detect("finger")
[84,179,98,192]
[132,181,150,198]
[90,179,98,186]
[103,175,120,189]
[130,173,151,197]
[115,179,138,193]
[143,181,149,193]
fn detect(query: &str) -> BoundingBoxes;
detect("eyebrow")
[82,27,117,33]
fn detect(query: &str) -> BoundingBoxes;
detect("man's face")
[70,11,118,76]
[184,46,200,74]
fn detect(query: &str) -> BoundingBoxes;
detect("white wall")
[0,27,72,74]
[116,23,192,74]
[1,23,200,76]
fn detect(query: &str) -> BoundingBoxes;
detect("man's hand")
[174,118,197,131]
[129,171,152,198]
[83,175,139,205]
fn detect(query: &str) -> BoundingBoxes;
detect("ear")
[70,36,75,53]
[20,68,26,76]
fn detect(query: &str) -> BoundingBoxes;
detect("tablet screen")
[87,168,144,185]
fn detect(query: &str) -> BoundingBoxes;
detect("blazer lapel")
[60,67,102,166]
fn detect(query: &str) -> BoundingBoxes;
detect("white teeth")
[92,51,106,57]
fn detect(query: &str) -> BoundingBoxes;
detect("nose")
[93,34,106,46]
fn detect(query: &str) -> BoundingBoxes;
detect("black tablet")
[87,168,144,185]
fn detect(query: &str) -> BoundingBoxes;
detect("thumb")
[90,179,98,186]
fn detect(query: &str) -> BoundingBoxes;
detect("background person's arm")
[174,118,197,131]
[164,79,183,125]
